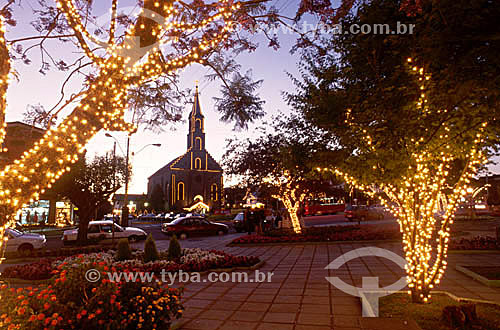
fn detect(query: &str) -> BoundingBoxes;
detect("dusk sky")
[4,0,499,195]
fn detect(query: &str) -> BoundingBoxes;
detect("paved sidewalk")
[135,235,500,330]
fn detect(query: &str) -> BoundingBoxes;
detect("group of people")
[243,208,283,235]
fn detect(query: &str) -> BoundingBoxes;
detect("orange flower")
[37,313,45,321]
[17,308,26,315]
[44,303,50,310]
[51,319,57,326]
[29,315,37,322]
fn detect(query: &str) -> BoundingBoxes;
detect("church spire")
[191,81,202,117]
[187,82,205,150]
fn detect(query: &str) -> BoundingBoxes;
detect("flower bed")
[1,248,261,281]
[0,262,184,329]
[230,225,400,245]
[449,236,499,250]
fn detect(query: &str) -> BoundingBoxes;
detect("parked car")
[137,213,157,221]
[161,216,228,239]
[62,220,147,245]
[3,228,47,254]
[345,205,385,221]
[232,212,245,233]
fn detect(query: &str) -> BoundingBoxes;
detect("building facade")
[147,86,223,211]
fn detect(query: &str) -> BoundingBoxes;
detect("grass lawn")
[379,293,500,330]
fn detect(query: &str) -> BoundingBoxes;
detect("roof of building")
[148,147,223,179]
[190,85,203,118]
[7,121,46,134]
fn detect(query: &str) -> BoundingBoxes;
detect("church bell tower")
[187,84,205,151]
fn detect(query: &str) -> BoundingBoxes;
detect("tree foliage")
[287,0,500,303]
[287,0,500,184]
[224,114,339,231]
[53,154,128,243]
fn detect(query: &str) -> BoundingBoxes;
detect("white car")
[3,228,47,254]
[62,220,147,245]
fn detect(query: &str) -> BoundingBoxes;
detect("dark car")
[161,216,228,239]
[345,205,385,221]
[232,212,245,233]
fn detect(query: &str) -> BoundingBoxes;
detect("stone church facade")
[147,87,223,211]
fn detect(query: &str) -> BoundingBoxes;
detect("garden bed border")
[0,260,265,285]
[455,264,500,287]
[361,290,500,318]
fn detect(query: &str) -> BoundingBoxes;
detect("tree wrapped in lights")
[224,115,335,233]
[288,0,500,303]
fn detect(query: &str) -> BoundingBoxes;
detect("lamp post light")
[105,133,161,227]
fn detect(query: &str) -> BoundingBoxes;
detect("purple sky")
[4,1,499,195]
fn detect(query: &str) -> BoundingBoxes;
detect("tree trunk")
[77,208,93,245]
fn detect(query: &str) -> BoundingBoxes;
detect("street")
[42,214,397,250]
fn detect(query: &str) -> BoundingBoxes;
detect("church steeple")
[187,83,205,151]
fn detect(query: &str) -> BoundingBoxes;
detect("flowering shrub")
[449,236,499,250]
[230,226,400,244]
[0,262,183,329]
[1,249,261,281]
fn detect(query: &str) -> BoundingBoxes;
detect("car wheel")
[179,233,188,240]
[128,235,139,243]
[217,230,225,236]
[18,243,34,255]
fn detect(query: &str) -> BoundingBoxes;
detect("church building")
[147,86,223,211]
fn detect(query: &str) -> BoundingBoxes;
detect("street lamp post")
[105,133,161,227]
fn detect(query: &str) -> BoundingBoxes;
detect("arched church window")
[195,137,202,150]
[196,118,202,130]
[177,182,184,200]
[195,158,202,169]
[211,184,218,201]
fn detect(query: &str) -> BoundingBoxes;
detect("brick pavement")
[131,234,500,329]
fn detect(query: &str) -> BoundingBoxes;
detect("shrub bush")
[0,261,184,329]
[167,235,182,260]
[115,238,132,261]
[143,234,159,263]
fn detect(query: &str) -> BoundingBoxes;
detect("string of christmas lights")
[319,59,489,303]
[265,171,307,234]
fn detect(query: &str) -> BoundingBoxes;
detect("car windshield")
[114,224,124,231]
[171,218,185,225]
[7,228,23,237]
[234,213,244,221]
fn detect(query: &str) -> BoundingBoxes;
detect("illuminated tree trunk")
[272,175,307,234]
[331,144,485,303]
